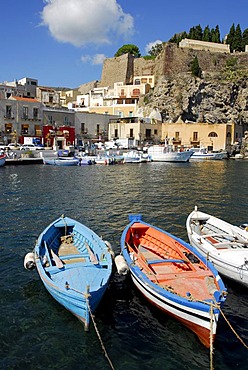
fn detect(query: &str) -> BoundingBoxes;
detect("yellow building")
[162,122,243,152]
[108,116,162,147]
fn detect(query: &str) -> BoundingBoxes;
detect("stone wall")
[100,54,135,87]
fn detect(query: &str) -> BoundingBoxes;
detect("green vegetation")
[114,44,141,57]
[191,56,202,78]
[148,43,163,57]
[169,23,248,52]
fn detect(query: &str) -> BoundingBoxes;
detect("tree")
[242,28,248,51]
[148,43,163,57]
[191,56,202,77]
[202,25,211,42]
[233,24,243,51]
[226,24,235,52]
[214,25,221,43]
[114,44,141,58]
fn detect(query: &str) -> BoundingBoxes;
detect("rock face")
[141,43,248,126]
[101,43,248,126]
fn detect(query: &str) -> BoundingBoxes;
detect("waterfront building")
[162,121,243,152]
[0,96,43,145]
[108,115,162,148]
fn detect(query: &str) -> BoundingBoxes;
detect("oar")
[85,242,98,264]
[50,248,64,269]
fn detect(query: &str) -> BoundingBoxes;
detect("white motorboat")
[190,147,227,160]
[186,206,248,287]
[147,145,193,162]
[123,150,151,163]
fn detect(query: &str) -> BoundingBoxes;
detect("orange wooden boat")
[120,215,227,348]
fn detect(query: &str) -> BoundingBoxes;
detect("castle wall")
[100,54,135,87]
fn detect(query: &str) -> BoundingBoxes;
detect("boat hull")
[43,158,79,166]
[148,146,193,162]
[130,271,217,347]
[0,155,6,167]
[121,215,226,348]
[33,216,112,329]
[186,208,248,288]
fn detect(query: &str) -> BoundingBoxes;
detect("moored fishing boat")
[24,215,113,330]
[186,206,248,288]
[120,214,227,347]
[148,145,193,162]
[190,147,227,160]
[43,157,79,166]
[123,150,151,163]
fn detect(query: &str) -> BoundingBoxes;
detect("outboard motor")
[24,252,36,270]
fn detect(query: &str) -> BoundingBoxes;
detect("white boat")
[190,147,226,160]
[123,150,151,163]
[43,157,79,166]
[186,206,248,288]
[147,145,193,162]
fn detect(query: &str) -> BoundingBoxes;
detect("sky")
[1,0,247,88]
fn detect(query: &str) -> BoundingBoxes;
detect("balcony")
[172,137,182,144]
[4,115,14,119]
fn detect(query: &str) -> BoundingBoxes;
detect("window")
[132,89,140,96]
[21,124,29,135]
[48,115,53,124]
[134,79,141,85]
[114,129,118,138]
[5,124,12,134]
[120,89,125,97]
[33,108,38,119]
[6,105,11,118]
[81,122,87,134]
[208,132,218,137]
[64,116,69,125]
[23,107,28,119]
[154,129,158,135]
[193,132,198,141]
[96,124,100,135]
[130,129,134,138]
[175,131,180,139]
[146,129,151,138]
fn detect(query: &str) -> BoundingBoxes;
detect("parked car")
[20,143,44,150]
[7,143,21,149]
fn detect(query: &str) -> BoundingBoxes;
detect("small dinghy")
[186,206,248,288]
[120,214,227,348]
[24,215,113,330]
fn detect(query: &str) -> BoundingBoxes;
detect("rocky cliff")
[140,43,248,126]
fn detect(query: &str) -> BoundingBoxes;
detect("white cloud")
[145,40,163,54]
[92,54,106,65]
[41,0,134,47]
[81,54,106,65]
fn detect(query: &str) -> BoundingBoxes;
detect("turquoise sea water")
[0,160,248,370]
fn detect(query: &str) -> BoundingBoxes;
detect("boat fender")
[104,240,115,258]
[114,255,129,275]
[24,252,36,270]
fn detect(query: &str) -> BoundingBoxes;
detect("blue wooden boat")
[120,214,227,347]
[43,157,79,166]
[0,154,6,167]
[25,215,113,330]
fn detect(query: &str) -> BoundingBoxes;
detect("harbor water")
[0,160,248,370]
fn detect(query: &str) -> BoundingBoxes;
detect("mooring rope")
[218,306,248,350]
[87,301,115,370]
[65,282,115,370]
[188,296,248,370]
[209,303,214,370]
